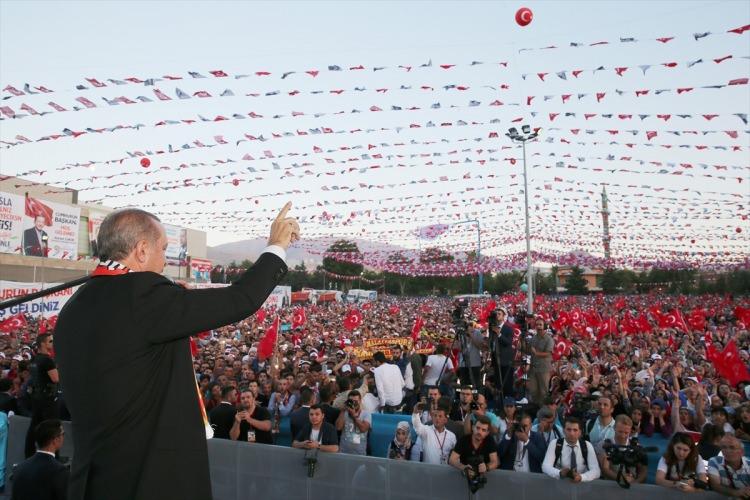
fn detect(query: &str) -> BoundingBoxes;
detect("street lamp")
[506,125,538,314]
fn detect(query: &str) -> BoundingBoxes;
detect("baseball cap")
[685,376,700,384]
[341,364,352,373]
[651,399,666,409]
[537,407,554,419]
[650,353,662,360]
[503,396,516,407]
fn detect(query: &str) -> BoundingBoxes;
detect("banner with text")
[87,209,108,257]
[0,191,25,255]
[0,281,78,320]
[165,224,187,266]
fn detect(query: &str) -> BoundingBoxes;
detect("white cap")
[341,364,352,373]
[651,353,662,360]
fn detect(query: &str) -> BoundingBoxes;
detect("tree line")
[212,240,750,296]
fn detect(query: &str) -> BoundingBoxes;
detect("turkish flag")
[621,312,638,335]
[24,196,53,226]
[255,308,267,323]
[343,309,363,331]
[0,314,28,333]
[292,308,306,329]
[411,317,425,342]
[636,313,652,333]
[687,310,706,331]
[553,337,572,361]
[596,317,617,340]
[257,317,279,361]
[712,340,750,386]
[734,306,750,326]
[388,305,400,315]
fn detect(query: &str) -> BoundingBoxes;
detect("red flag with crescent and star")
[292,307,306,329]
[411,316,425,342]
[0,313,28,333]
[343,309,363,331]
[258,317,279,361]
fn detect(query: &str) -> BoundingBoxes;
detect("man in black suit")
[497,411,547,473]
[22,215,48,257]
[55,203,299,500]
[12,419,68,500]
[0,378,18,415]
[491,308,515,398]
[208,386,237,439]
[289,387,314,440]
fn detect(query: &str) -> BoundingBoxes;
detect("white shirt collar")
[37,450,56,457]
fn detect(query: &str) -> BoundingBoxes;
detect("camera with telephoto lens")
[510,421,525,435]
[602,437,652,489]
[464,454,487,494]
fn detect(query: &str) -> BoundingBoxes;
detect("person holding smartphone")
[230,389,272,444]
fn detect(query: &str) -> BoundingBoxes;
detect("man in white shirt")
[586,396,616,453]
[412,401,457,465]
[423,345,453,389]
[372,351,404,412]
[542,416,601,483]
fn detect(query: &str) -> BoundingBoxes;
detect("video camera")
[463,454,488,494]
[452,299,469,335]
[602,437,655,489]
[568,393,598,420]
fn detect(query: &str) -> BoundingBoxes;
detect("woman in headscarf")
[388,421,413,460]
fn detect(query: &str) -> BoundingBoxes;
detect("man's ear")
[133,239,149,263]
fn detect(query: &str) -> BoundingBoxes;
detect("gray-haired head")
[97,209,161,261]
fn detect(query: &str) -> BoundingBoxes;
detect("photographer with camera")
[532,405,563,448]
[585,396,616,453]
[707,435,750,498]
[542,416,601,483]
[458,322,484,391]
[498,411,546,473]
[598,415,648,487]
[419,386,442,425]
[654,432,708,493]
[336,390,371,455]
[450,385,476,423]
[449,415,498,494]
[463,394,501,439]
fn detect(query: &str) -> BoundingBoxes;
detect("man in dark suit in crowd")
[12,419,68,500]
[22,215,48,257]
[208,386,237,440]
[491,308,515,398]
[498,411,547,473]
[289,387,315,440]
[0,378,18,415]
[55,203,299,500]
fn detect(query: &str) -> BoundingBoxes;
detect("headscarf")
[393,421,412,450]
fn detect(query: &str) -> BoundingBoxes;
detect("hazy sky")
[1,0,748,266]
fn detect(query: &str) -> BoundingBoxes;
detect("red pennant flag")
[388,305,400,315]
[292,307,306,329]
[0,313,28,333]
[727,24,750,34]
[411,317,425,342]
[343,309,363,331]
[258,317,279,361]
[255,308,267,323]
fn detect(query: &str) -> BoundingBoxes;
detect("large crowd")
[9,292,750,495]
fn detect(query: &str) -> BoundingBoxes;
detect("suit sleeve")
[54,464,69,500]
[136,252,287,343]
[527,433,546,465]
[498,325,513,347]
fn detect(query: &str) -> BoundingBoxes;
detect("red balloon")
[515,7,533,26]
[737,227,742,233]
[140,157,151,168]
[510,158,517,165]
[232,179,240,186]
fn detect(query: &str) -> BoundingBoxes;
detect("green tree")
[600,268,621,294]
[322,240,363,291]
[565,266,589,295]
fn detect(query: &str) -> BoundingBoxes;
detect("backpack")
[554,438,589,470]
[585,418,596,440]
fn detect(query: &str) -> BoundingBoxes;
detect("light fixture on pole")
[506,125,538,314]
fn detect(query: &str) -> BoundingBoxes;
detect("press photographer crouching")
[598,414,650,488]
[449,414,498,494]
[498,411,547,473]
